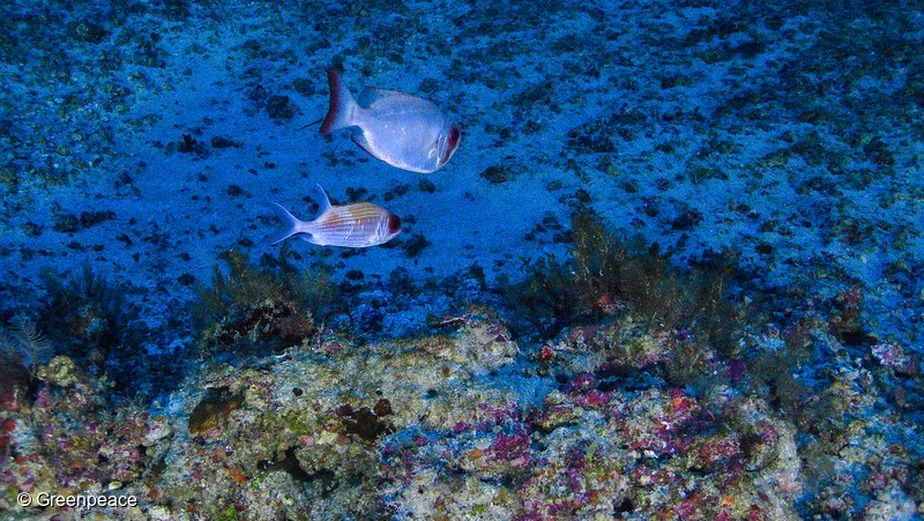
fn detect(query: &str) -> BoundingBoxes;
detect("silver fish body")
[320,68,460,174]
[270,185,401,248]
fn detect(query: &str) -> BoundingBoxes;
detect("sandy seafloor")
[1,0,923,519]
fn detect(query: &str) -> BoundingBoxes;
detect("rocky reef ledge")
[2,304,920,520]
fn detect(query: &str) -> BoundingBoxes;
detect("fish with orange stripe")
[269,185,402,248]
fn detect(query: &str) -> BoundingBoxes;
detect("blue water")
[3,1,922,348]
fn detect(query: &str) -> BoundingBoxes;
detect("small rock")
[402,233,430,257]
[188,387,244,436]
[419,179,436,193]
[266,94,296,122]
[480,165,512,184]
[211,136,241,149]
[69,20,107,44]
[336,404,394,442]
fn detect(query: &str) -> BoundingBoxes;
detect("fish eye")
[388,214,402,233]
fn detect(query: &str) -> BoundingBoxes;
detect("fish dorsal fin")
[313,184,331,216]
[358,87,416,108]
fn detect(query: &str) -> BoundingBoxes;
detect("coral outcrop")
[5,306,916,519]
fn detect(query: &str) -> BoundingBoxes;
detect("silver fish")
[270,184,402,248]
[320,68,461,174]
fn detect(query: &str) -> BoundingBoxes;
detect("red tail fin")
[320,68,355,134]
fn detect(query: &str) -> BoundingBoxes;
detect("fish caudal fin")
[320,68,357,134]
[267,202,309,246]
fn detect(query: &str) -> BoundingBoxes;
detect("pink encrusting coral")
[872,342,921,376]
[0,356,157,515]
[373,358,805,520]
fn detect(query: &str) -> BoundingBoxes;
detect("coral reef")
[3,301,918,519]
[0,356,161,517]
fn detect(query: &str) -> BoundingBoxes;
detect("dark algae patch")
[188,386,245,436]
[192,247,329,360]
[502,209,746,354]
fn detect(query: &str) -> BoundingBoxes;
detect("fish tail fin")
[267,202,309,246]
[320,68,357,134]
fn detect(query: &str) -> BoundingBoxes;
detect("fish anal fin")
[351,132,377,159]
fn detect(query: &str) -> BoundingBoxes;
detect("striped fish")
[269,185,402,248]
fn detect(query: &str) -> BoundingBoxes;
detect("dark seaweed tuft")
[33,263,174,399]
[502,209,747,352]
[192,246,339,361]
